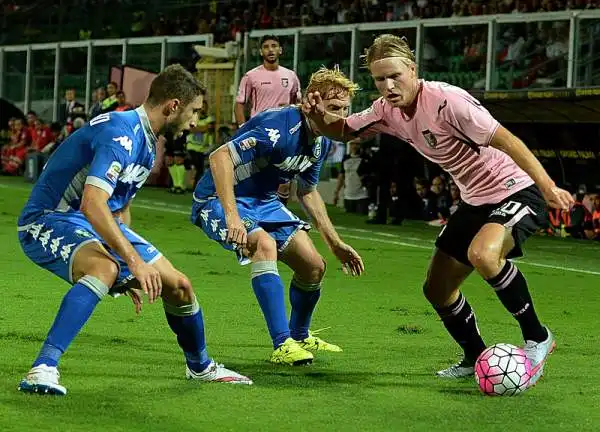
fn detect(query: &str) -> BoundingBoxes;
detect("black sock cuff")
[486,261,519,291]
[435,292,466,319]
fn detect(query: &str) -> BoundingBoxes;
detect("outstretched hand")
[332,242,365,277]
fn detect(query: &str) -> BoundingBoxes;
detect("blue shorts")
[191,197,310,264]
[18,211,162,286]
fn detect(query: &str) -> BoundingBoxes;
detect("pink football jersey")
[346,80,534,206]
[236,65,302,118]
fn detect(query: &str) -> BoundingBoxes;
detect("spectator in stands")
[185,101,216,186]
[334,139,370,215]
[2,118,29,175]
[26,111,38,136]
[430,175,450,220]
[30,118,54,153]
[58,88,83,124]
[414,178,438,221]
[114,91,134,111]
[101,81,119,112]
[89,86,106,119]
[389,181,404,225]
[588,194,600,240]
[449,182,461,215]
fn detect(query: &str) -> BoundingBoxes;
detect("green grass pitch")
[0,177,599,431]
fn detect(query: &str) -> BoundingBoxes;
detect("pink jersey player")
[236,65,301,118]
[346,80,534,206]
[303,34,572,384]
[235,35,302,204]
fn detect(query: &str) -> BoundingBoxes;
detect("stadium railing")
[2,10,600,120]
[0,34,214,121]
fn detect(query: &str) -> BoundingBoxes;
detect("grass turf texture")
[0,176,598,432]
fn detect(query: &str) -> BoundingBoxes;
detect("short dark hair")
[260,35,280,46]
[27,110,37,117]
[116,90,125,97]
[146,64,206,107]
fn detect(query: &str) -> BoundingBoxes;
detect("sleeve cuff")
[227,141,243,166]
[85,176,115,196]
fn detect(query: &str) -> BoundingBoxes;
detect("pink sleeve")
[442,91,499,147]
[292,74,301,103]
[346,98,385,139]
[236,74,251,104]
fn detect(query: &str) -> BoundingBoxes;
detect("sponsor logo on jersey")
[265,128,281,146]
[422,130,437,148]
[281,77,289,88]
[105,161,122,183]
[505,179,516,189]
[119,163,151,189]
[274,155,313,172]
[239,137,257,151]
[113,136,133,156]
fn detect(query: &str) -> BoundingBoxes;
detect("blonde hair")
[305,66,360,99]
[361,34,415,67]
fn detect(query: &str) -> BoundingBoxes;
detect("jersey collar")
[135,106,158,149]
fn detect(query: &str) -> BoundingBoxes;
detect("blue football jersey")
[193,106,332,200]
[19,107,157,226]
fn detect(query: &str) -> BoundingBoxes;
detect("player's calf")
[151,256,251,383]
[469,224,549,344]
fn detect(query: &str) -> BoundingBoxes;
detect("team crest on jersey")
[105,161,122,183]
[239,137,256,151]
[281,78,289,88]
[422,130,437,148]
[242,217,255,231]
[312,137,323,161]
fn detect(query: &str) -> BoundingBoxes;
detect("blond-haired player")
[303,35,573,384]
[191,67,365,366]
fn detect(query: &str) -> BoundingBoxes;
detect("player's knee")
[252,235,278,261]
[81,259,119,289]
[467,241,500,272]
[164,273,195,305]
[307,256,326,283]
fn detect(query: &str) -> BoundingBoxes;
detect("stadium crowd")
[2,0,598,46]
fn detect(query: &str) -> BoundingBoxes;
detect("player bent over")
[191,67,364,366]
[17,65,252,395]
[303,35,574,385]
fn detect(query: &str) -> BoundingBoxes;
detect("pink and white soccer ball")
[475,343,532,396]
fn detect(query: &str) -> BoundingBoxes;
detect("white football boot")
[18,364,67,396]
[186,361,253,385]
[436,358,475,378]
[524,326,556,387]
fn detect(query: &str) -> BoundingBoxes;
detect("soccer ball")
[475,343,532,396]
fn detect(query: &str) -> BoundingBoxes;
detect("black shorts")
[435,185,548,266]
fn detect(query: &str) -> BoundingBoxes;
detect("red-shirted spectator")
[30,119,55,153]
[2,118,28,175]
[26,111,38,137]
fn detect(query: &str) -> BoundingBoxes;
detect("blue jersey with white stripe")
[193,106,332,201]
[18,107,157,226]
